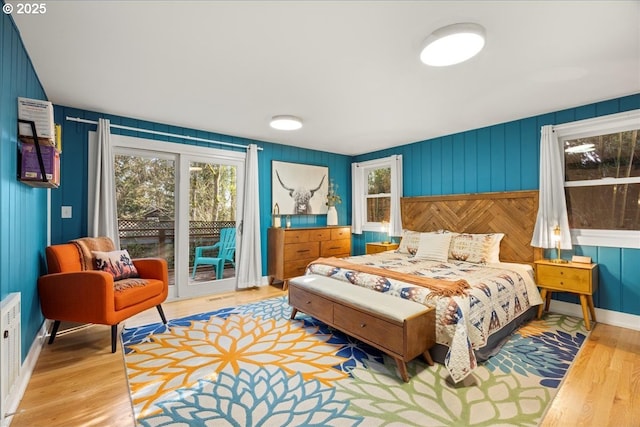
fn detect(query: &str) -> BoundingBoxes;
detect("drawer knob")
[298,249,310,253]
[560,281,564,285]
[560,271,564,275]
[360,323,366,328]
[306,300,311,304]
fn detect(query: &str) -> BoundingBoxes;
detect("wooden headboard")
[401,190,542,265]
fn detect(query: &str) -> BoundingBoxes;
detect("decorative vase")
[327,206,338,226]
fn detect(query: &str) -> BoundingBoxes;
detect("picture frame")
[272,161,328,215]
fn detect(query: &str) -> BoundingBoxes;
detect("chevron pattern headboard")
[400,190,542,265]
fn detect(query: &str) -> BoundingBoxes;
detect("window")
[352,155,402,235]
[366,165,391,223]
[556,110,640,248]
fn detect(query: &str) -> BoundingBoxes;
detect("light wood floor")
[10,286,640,427]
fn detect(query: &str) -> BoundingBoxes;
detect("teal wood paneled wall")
[51,106,352,278]
[0,12,48,360]
[353,94,640,316]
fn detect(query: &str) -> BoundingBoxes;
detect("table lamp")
[550,224,568,263]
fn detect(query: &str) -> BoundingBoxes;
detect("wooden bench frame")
[288,276,435,382]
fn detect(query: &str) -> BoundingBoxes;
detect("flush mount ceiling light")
[270,115,303,131]
[420,23,486,67]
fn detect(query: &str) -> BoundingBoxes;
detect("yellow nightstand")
[366,242,399,254]
[535,259,599,330]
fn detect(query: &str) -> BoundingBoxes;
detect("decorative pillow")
[414,232,453,262]
[397,229,445,256]
[396,230,421,255]
[448,233,504,264]
[92,249,139,281]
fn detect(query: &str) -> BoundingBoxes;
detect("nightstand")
[366,242,399,254]
[535,259,599,330]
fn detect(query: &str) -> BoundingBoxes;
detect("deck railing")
[118,219,236,267]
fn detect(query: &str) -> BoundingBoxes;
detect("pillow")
[396,230,421,255]
[92,249,139,281]
[414,232,453,262]
[396,230,420,255]
[397,229,445,256]
[448,233,504,264]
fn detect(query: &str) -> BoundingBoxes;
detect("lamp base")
[549,258,569,264]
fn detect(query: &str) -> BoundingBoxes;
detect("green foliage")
[367,167,391,194]
[114,155,237,222]
[326,179,342,207]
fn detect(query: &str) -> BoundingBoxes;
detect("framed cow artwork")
[272,161,328,215]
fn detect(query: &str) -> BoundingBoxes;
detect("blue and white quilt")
[306,251,544,382]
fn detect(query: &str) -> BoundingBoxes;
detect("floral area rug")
[121,296,588,426]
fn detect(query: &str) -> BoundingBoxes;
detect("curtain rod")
[65,116,262,151]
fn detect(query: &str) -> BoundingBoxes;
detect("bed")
[299,190,544,383]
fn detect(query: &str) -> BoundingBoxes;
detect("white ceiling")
[9,1,640,156]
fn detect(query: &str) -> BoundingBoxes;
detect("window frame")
[353,156,401,233]
[555,109,640,249]
[362,162,392,231]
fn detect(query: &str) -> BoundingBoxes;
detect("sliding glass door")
[178,155,243,298]
[114,149,177,285]
[108,135,245,300]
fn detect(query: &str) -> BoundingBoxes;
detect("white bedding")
[305,251,544,382]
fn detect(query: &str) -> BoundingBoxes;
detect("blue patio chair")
[191,227,236,280]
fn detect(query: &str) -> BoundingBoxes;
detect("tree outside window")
[564,129,639,231]
[556,110,640,248]
[366,167,391,222]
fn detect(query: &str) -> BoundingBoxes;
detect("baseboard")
[549,300,640,331]
[2,320,50,427]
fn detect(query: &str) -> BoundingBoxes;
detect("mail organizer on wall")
[17,119,60,188]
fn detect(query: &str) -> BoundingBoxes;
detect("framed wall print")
[272,161,328,215]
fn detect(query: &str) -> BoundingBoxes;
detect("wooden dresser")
[268,226,351,289]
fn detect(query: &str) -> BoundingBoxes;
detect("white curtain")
[237,144,262,289]
[89,118,120,247]
[389,154,403,237]
[351,155,403,236]
[351,163,364,234]
[531,125,572,249]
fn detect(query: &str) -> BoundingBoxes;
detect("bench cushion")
[289,274,429,323]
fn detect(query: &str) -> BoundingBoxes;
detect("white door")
[109,135,245,300]
[176,155,244,298]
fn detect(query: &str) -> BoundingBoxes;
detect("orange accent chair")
[38,237,169,353]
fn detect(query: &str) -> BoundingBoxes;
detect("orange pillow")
[92,249,139,280]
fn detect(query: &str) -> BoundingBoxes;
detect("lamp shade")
[420,23,486,67]
[270,115,303,131]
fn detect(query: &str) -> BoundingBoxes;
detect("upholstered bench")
[288,274,435,382]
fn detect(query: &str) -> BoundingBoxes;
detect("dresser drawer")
[308,228,331,241]
[284,242,320,260]
[288,286,333,322]
[284,230,310,244]
[334,304,403,354]
[320,239,351,257]
[536,264,592,293]
[331,227,351,240]
[283,258,314,278]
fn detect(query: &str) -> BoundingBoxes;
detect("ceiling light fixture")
[270,115,303,131]
[420,23,486,67]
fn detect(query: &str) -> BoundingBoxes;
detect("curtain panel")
[237,144,262,289]
[88,118,121,247]
[531,125,572,250]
